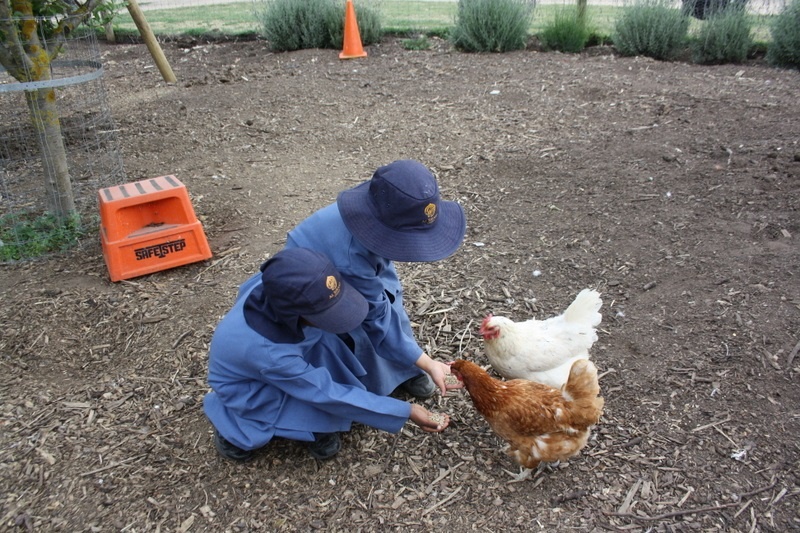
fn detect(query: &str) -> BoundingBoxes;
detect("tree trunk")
[0,3,102,221]
[577,0,587,23]
[24,83,76,219]
[105,20,115,43]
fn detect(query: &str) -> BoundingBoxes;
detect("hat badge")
[326,275,341,299]
[423,203,437,224]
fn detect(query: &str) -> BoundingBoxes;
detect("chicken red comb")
[479,314,493,335]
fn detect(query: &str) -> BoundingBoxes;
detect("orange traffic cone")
[339,0,367,59]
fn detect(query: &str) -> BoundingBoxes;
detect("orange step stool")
[98,175,212,282]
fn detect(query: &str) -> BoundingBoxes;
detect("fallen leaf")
[178,514,195,532]
[37,448,56,465]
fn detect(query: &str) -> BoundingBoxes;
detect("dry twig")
[421,485,463,516]
[691,416,731,433]
[79,454,147,477]
[606,482,778,522]
[787,339,800,369]
[425,461,464,494]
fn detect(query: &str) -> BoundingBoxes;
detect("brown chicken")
[450,358,604,481]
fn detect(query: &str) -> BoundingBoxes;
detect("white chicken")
[479,289,602,389]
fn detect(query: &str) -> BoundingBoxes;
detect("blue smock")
[285,203,426,372]
[203,274,413,451]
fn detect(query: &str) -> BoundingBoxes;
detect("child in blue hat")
[285,160,467,411]
[204,247,451,462]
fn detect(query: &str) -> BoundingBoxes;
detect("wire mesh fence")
[0,23,125,261]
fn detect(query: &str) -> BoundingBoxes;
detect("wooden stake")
[125,0,177,83]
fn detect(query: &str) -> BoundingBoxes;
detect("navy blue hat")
[261,248,368,334]
[337,160,467,262]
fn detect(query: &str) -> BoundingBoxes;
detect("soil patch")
[1,38,799,531]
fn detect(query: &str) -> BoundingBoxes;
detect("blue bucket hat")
[260,248,368,334]
[336,160,467,262]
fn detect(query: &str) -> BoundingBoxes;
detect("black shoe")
[399,373,436,399]
[213,429,255,463]
[309,432,341,460]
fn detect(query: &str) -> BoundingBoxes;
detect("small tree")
[0,0,104,221]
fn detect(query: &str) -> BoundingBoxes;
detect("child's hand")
[417,354,461,395]
[410,404,449,432]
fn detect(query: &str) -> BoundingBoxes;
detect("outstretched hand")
[409,403,449,433]
[416,354,464,395]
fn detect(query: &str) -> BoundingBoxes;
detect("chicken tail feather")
[562,289,603,327]
[563,359,604,426]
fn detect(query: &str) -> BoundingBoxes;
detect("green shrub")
[766,0,800,69]
[612,0,690,60]
[539,7,592,53]
[0,212,85,262]
[450,0,534,53]
[255,0,329,51]
[255,0,382,52]
[691,6,753,64]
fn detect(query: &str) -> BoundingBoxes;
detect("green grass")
[401,35,433,50]
[110,0,773,46]
[113,3,261,37]
[0,212,87,262]
[380,1,456,34]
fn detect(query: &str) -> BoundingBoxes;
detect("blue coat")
[203,274,413,451]
[286,202,425,369]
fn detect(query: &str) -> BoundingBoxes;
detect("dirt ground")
[1,37,799,532]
